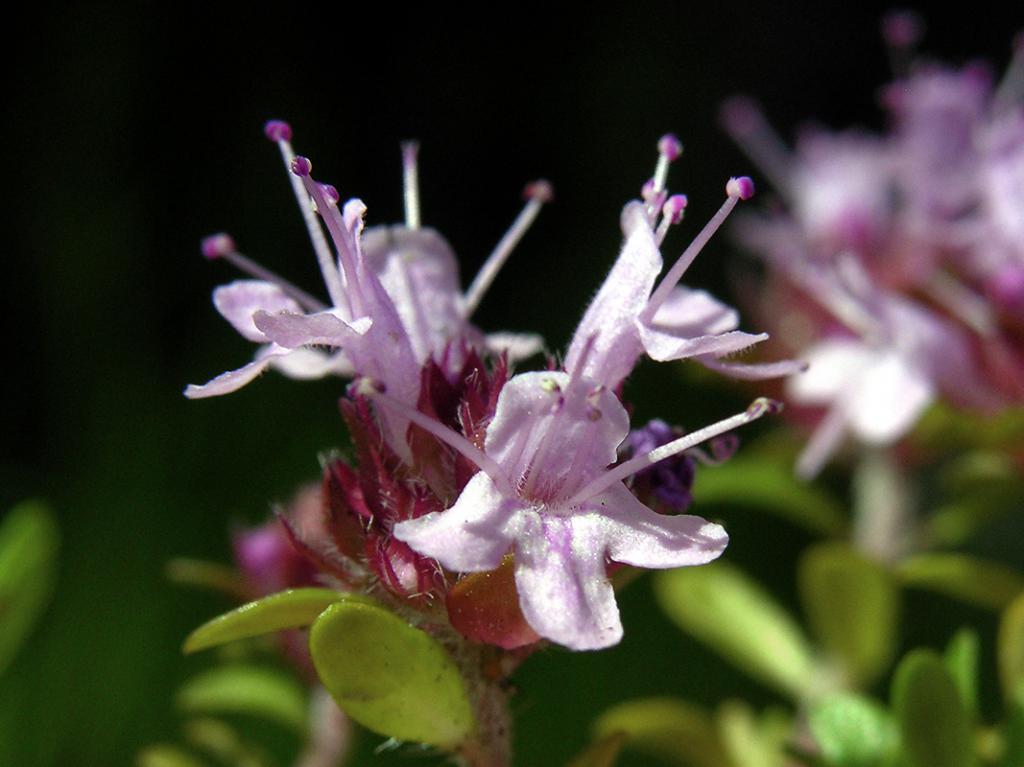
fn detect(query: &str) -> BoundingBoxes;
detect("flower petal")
[213,280,304,342]
[253,311,372,349]
[787,339,874,404]
[513,512,622,650]
[484,332,545,361]
[184,351,282,399]
[845,351,934,443]
[588,484,729,568]
[564,202,660,388]
[638,325,769,362]
[698,356,808,380]
[648,287,740,336]
[392,473,520,572]
[270,347,355,379]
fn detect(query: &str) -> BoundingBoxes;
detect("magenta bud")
[200,232,236,260]
[726,176,755,200]
[657,133,683,161]
[524,179,554,202]
[662,194,688,224]
[290,156,312,176]
[319,183,340,204]
[263,120,293,142]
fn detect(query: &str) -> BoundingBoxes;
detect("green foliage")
[808,693,899,767]
[692,454,847,536]
[1000,593,1024,701]
[0,501,59,674]
[592,697,728,767]
[136,744,210,767]
[309,600,474,748]
[716,700,789,767]
[926,451,1024,547]
[183,588,360,654]
[176,665,308,733]
[799,543,900,688]
[898,554,1024,611]
[654,561,817,700]
[566,732,627,767]
[944,629,980,720]
[891,650,973,767]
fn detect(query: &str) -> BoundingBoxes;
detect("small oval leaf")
[808,693,898,767]
[898,554,1024,611]
[309,600,473,748]
[0,501,59,674]
[592,697,728,767]
[566,732,627,767]
[944,628,979,720]
[176,665,308,732]
[1000,592,1024,701]
[183,588,362,654]
[799,542,900,687]
[892,650,973,767]
[654,562,817,699]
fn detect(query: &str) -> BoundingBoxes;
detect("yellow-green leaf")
[566,732,627,767]
[592,697,729,767]
[944,628,979,720]
[0,501,59,674]
[800,542,900,687]
[183,588,363,654]
[654,562,817,700]
[176,665,308,732]
[309,600,473,748]
[1000,593,1024,701]
[898,554,1024,611]
[136,744,210,767]
[892,650,972,767]
[808,693,899,767]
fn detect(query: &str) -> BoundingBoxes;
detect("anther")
[200,232,236,260]
[726,176,755,201]
[745,397,783,418]
[540,378,561,393]
[586,407,603,422]
[657,133,683,162]
[319,183,340,205]
[291,156,313,177]
[263,120,293,143]
[351,377,387,397]
[524,179,554,203]
[662,194,688,225]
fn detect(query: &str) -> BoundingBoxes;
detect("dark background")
[2,2,1021,765]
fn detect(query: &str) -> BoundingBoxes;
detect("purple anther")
[290,156,312,177]
[319,183,340,204]
[524,179,554,203]
[662,194,688,224]
[657,133,683,162]
[200,232,236,260]
[726,176,756,200]
[263,120,293,142]
[881,10,923,48]
[746,397,783,418]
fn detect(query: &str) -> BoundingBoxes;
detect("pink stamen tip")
[524,179,554,202]
[290,156,312,177]
[319,183,340,204]
[746,397,782,418]
[662,194,688,224]
[657,133,683,161]
[726,176,755,200]
[200,232,236,260]
[881,10,923,47]
[263,120,293,142]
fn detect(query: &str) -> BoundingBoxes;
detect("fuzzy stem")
[851,446,915,564]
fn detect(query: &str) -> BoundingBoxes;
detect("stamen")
[652,133,683,195]
[462,180,553,318]
[290,157,364,316]
[719,97,794,194]
[199,233,327,312]
[655,194,688,246]
[264,121,342,310]
[995,32,1024,111]
[355,378,514,496]
[642,180,751,321]
[401,141,421,230]
[881,10,923,77]
[566,397,781,506]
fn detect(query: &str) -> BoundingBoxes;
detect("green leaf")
[183,588,362,654]
[136,744,210,767]
[944,629,980,721]
[928,451,1024,546]
[309,600,473,748]
[1002,684,1024,767]
[654,562,817,699]
[176,665,308,732]
[915,404,1024,452]
[716,700,789,767]
[181,718,270,767]
[566,732,627,767]
[808,693,899,767]
[592,697,729,767]
[799,543,900,688]
[892,650,973,767]
[0,501,59,674]
[999,593,1024,701]
[165,558,250,601]
[692,456,847,536]
[898,554,1024,611]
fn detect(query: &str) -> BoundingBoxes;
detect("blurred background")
[3,2,1022,764]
